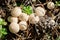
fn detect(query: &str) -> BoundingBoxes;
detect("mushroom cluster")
[8,7,28,33]
[8,6,46,33]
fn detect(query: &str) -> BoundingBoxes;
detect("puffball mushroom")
[19,21,27,31]
[35,7,46,16]
[19,13,29,21]
[11,7,22,17]
[29,14,39,24]
[9,22,19,33]
[8,16,18,23]
[49,19,55,25]
[47,2,55,9]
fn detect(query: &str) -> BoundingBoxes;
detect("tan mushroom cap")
[8,16,18,23]
[19,13,29,21]
[29,13,39,24]
[19,21,27,31]
[35,7,46,16]
[47,2,55,9]
[9,22,19,33]
[11,7,22,17]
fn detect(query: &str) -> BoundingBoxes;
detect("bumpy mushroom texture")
[49,19,55,25]
[35,7,46,16]
[29,14,39,24]
[47,2,55,9]
[11,7,22,17]
[8,16,18,23]
[19,13,29,21]
[19,21,27,31]
[9,22,19,33]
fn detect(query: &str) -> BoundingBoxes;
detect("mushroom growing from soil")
[11,7,22,17]
[47,2,55,9]
[29,13,39,24]
[19,21,27,31]
[35,7,46,16]
[8,16,18,23]
[19,13,29,21]
[9,22,19,33]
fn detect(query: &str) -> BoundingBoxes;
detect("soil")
[0,0,60,40]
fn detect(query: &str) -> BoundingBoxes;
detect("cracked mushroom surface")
[35,7,46,16]
[19,13,29,21]
[47,2,55,9]
[19,21,27,31]
[29,13,39,24]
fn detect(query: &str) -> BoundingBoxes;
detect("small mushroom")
[11,7,22,17]
[29,13,39,24]
[49,19,55,25]
[9,22,19,33]
[35,7,46,16]
[8,16,18,23]
[19,13,29,21]
[47,2,55,9]
[19,21,27,31]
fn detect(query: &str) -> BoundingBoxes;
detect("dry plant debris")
[0,0,60,40]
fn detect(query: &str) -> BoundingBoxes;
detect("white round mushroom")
[49,19,55,25]
[19,13,29,21]
[8,16,18,23]
[11,7,22,17]
[35,7,46,16]
[29,14,39,24]
[19,21,27,31]
[47,2,55,9]
[9,22,19,33]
